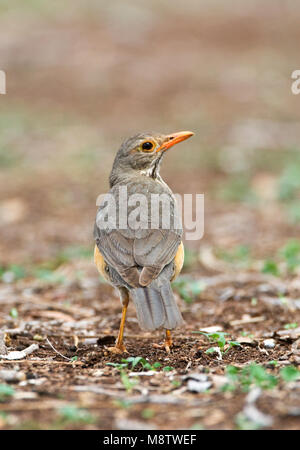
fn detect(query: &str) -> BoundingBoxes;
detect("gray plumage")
[130,264,184,331]
[104,261,184,331]
[94,132,187,332]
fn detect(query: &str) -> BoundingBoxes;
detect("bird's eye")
[141,141,154,151]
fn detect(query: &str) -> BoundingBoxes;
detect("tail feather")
[131,277,184,331]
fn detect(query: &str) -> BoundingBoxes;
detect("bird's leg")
[165,329,173,352]
[108,288,129,354]
[153,329,173,353]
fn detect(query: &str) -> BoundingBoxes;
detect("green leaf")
[205,347,217,354]
[223,364,278,393]
[280,366,300,382]
[106,362,128,370]
[9,307,18,319]
[278,164,300,201]
[113,399,132,409]
[152,362,162,369]
[0,384,15,401]
[122,357,153,371]
[235,413,262,430]
[171,380,182,388]
[261,260,279,277]
[141,408,155,419]
[1,265,27,282]
[58,405,95,424]
[224,341,242,353]
[9,265,27,280]
[120,371,138,392]
[163,366,174,372]
[279,239,300,272]
[284,323,298,329]
[242,363,278,390]
[225,365,239,381]
[33,268,65,284]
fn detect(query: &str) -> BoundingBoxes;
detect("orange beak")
[156,131,194,153]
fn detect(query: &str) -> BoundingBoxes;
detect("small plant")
[251,297,257,306]
[9,307,18,319]
[107,357,162,372]
[235,412,262,430]
[183,248,198,270]
[119,371,139,393]
[107,358,143,392]
[33,268,66,284]
[107,357,166,392]
[284,322,298,329]
[277,162,300,201]
[189,423,205,430]
[279,239,300,273]
[280,366,300,382]
[106,361,129,371]
[1,264,27,282]
[222,363,299,393]
[122,357,161,371]
[216,245,251,268]
[58,245,93,262]
[163,366,175,372]
[0,384,15,402]
[261,259,279,277]
[57,404,96,424]
[171,380,182,388]
[240,331,254,338]
[267,360,279,367]
[278,293,289,306]
[259,239,300,277]
[113,399,132,409]
[193,331,241,356]
[222,364,278,392]
[141,408,155,419]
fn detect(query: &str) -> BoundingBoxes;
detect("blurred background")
[0,0,300,272]
[1,0,300,432]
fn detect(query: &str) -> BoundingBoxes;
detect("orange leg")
[108,294,129,354]
[153,329,173,353]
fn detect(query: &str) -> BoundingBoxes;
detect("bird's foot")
[153,330,173,353]
[153,339,173,354]
[107,343,128,354]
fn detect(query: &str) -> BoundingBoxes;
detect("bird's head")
[110,131,194,186]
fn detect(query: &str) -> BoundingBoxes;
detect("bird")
[94,131,194,353]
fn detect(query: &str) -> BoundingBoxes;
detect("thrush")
[94,131,194,353]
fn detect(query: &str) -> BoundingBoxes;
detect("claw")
[152,342,171,353]
[107,344,128,354]
[153,330,173,353]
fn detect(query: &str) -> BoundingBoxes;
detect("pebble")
[184,373,213,393]
[0,369,25,382]
[263,339,276,349]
